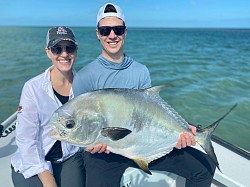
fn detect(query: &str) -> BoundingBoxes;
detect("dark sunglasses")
[50,45,77,55]
[98,26,126,36]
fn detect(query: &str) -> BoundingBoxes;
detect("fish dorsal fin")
[146,85,169,106]
[133,159,152,175]
[101,127,132,141]
[146,85,165,94]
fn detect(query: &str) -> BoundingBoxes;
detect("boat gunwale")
[212,135,250,160]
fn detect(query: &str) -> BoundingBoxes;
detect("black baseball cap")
[46,26,78,48]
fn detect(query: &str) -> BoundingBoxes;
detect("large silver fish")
[49,86,236,174]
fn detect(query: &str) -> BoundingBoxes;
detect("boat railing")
[0,111,17,138]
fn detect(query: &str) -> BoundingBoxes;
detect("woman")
[11,26,85,187]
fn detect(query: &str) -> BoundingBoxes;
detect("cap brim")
[48,38,78,48]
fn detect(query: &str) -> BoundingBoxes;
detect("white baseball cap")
[96,3,125,26]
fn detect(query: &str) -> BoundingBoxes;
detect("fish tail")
[196,104,237,172]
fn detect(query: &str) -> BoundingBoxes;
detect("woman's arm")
[38,170,57,187]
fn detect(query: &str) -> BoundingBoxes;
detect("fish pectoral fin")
[101,127,132,141]
[133,159,152,175]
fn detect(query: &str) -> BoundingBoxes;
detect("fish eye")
[65,120,75,129]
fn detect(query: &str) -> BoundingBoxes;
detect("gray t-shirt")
[73,54,151,96]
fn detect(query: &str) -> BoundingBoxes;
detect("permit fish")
[49,86,236,174]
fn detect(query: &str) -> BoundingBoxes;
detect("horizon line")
[0,25,250,30]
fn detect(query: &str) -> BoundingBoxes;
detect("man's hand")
[85,143,110,154]
[175,125,196,149]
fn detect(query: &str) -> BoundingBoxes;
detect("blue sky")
[0,0,249,28]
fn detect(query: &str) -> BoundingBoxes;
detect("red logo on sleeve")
[17,106,23,113]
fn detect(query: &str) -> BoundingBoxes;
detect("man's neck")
[102,52,124,63]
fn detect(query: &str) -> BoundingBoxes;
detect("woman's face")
[46,40,77,73]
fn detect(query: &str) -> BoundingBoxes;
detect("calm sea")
[0,26,249,151]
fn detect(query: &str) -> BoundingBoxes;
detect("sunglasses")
[98,26,126,36]
[50,45,77,55]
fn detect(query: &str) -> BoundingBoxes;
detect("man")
[73,3,216,187]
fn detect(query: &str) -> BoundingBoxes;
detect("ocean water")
[0,26,249,152]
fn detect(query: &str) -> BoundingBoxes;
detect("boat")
[1,112,250,187]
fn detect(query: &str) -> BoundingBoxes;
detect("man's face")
[96,17,127,61]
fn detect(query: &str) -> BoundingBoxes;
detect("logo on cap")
[57,27,68,35]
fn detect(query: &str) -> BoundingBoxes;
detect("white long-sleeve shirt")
[11,66,80,179]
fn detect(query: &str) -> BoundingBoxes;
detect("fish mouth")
[48,129,66,140]
[48,129,58,138]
